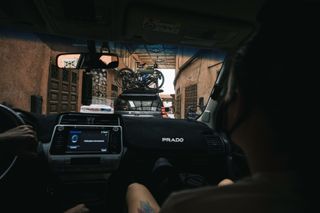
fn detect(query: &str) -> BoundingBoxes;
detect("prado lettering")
[162,138,184,143]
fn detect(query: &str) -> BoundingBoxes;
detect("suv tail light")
[161,107,168,118]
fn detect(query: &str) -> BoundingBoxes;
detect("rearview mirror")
[56,53,119,69]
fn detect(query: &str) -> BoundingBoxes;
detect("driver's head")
[222,1,316,170]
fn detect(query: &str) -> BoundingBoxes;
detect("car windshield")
[0,30,225,119]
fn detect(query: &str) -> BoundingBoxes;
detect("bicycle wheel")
[146,69,165,89]
[116,68,135,89]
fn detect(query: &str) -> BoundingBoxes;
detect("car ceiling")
[0,0,265,49]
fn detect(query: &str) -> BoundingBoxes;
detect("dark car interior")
[1,106,250,212]
[0,0,270,212]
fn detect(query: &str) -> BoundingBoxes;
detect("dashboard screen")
[66,129,109,153]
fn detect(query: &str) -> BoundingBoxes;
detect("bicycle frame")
[117,67,164,90]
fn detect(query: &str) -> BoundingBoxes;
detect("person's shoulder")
[160,174,304,213]
[160,182,252,213]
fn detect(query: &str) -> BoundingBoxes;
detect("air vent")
[205,134,225,154]
[59,113,120,125]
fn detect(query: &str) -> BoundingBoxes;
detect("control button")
[57,126,64,131]
[113,127,119,132]
[71,134,79,143]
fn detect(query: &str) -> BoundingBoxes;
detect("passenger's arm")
[217,178,234,187]
[127,183,160,213]
[64,204,90,213]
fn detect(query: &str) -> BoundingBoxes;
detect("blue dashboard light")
[71,134,79,143]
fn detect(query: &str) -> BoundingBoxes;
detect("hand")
[217,178,234,187]
[0,125,38,156]
[64,204,90,213]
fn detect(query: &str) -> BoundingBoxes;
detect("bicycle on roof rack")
[116,62,165,90]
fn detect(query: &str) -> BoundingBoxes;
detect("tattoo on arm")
[138,201,156,213]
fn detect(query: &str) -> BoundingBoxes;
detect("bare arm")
[218,178,234,187]
[64,204,90,213]
[126,179,233,213]
[0,125,38,155]
[127,183,160,213]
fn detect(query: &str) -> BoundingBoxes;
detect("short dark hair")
[232,1,317,157]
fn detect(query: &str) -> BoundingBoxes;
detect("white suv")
[114,89,163,118]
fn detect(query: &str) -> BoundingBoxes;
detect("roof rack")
[121,88,163,94]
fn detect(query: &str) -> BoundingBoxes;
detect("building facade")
[174,49,224,119]
[0,33,143,114]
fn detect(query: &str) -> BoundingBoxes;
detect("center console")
[43,113,123,174]
[50,125,121,155]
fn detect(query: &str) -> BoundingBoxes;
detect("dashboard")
[38,112,231,181]
[32,111,237,184]
[3,108,251,212]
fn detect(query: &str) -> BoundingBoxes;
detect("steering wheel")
[0,104,25,180]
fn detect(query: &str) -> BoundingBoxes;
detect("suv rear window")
[115,95,162,111]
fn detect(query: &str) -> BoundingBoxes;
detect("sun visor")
[34,0,113,41]
[124,5,255,49]
[37,34,89,52]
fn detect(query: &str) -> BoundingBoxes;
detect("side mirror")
[56,53,119,69]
